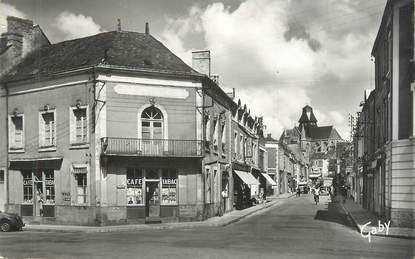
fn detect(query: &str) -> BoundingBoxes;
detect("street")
[0,195,412,259]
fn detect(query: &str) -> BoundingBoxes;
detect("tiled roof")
[3,31,200,82]
[307,126,342,140]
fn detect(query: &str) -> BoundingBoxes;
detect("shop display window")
[127,168,143,205]
[23,171,33,204]
[45,170,55,204]
[161,169,177,205]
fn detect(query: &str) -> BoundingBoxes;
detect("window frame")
[69,105,89,148]
[71,164,89,206]
[126,168,144,206]
[39,109,57,151]
[8,113,25,153]
[161,168,178,205]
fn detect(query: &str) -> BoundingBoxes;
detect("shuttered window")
[70,106,89,145]
[9,114,24,150]
[39,111,56,148]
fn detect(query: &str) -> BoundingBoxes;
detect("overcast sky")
[1,0,387,140]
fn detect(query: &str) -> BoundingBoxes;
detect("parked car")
[0,211,25,232]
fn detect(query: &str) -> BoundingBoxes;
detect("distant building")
[297,105,343,183]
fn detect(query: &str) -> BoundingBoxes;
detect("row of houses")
[350,0,414,228]
[263,105,345,197]
[0,16,281,225]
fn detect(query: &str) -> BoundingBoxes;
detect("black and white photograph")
[0,0,414,258]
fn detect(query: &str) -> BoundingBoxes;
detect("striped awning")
[262,173,277,186]
[234,170,259,186]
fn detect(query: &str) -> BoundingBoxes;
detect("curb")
[23,194,294,233]
[338,200,415,240]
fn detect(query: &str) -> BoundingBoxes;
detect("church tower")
[298,105,318,134]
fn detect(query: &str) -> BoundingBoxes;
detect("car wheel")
[0,221,11,232]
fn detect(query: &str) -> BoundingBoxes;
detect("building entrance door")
[33,171,44,217]
[145,181,160,217]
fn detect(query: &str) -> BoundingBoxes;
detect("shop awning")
[309,173,321,178]
[234,170,259,185]
[261,173,277,186]
[9,157,63,170]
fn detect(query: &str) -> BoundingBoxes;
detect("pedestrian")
[296,187,301,197]
[313,187,320,205]
[341,185,347,203]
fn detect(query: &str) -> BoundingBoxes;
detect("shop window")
[127,168,143,205]
[161,169,177,205]
[39,110,56,148]
[73,168,87,204]
[9,114,24,151]
[70,106,88,145]
[44,170,55,205]
[23,171,33,204]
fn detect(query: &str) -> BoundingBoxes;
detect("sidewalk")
[335,194,415,239]
[24,193,295,233]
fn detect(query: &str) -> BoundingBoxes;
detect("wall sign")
[62,192,71,202]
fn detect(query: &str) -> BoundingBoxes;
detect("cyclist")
[312,186,320,205]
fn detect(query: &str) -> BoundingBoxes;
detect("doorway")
[34,171,44,217]
[145,181,160,218]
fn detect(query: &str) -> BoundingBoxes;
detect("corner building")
[0,17,233,225]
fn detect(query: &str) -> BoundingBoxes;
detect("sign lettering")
[23,179,33,185]
[127,178,142,185]
[162,179,177,185]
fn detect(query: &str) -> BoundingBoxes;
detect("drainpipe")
[5,83,9,210]
[201,77,206,219]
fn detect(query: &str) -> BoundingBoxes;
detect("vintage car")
[0,211,25,232]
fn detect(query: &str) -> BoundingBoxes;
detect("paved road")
[0,195,413,259]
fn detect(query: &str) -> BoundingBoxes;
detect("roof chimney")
[145,22,149,34]
[117,18,121,31]
[192,50,210,76]
[0,16,50,76]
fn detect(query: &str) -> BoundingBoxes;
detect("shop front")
[233,169,259,209]
[101,156,203,224]
[124,167,178,221]
[8,158,63,220]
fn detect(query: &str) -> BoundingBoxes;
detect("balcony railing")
[101,137,203,157]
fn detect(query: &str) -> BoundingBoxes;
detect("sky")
[0,0,387,140]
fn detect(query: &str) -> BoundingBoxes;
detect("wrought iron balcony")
[101,137,203,157]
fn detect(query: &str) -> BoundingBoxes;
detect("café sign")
[127,178,142,185]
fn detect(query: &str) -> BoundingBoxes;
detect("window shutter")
[39,113,45,147]
[86,106,89,143]
[9,116,15,148]
[69,108,76,144]
[53,112,56,146]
